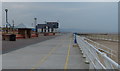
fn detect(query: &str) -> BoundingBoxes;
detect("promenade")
[2,33,89,70]
[2,35,57,54]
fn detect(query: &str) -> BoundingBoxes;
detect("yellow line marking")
[64,37,71,69]
[30,47,56,71]
[30,35,71,71]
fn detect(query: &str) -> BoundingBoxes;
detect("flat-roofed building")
[16,24,33,39]
[36,22,59,33]
[47,22,59,32]
[36,24,46,33]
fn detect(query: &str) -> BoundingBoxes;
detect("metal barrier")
[84,37,118,62]
[76,35,119,69]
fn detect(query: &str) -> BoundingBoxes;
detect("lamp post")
[5,9,8,24]
[34,18,37,27]
[12,20,14,34]
[5,9,8,33]
[34,18,37,35]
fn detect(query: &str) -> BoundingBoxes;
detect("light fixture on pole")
[34,18,37,34]
[5,9,8,24]
[5,9,8,33]
[34,18,37,27]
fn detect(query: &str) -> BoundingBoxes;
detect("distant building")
[15,24,34,38]
[36,22,59,33]
[36,24,46,33]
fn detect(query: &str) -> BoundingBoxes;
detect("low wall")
[44,33,55,36]
[16,34,25,39]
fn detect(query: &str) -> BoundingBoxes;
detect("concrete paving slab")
[2,33,89,69]
[68,46,89,69]
[2,35,57,54]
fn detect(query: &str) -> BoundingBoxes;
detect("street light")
[5,9,8,24]
[34,18,37,34]
[5,9,8,33]
[34,18,37,27]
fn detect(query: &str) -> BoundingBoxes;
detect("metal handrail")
[85,37,116,53]
[84,37,117,58]
[84,40,119,69]
[76,35,120,69]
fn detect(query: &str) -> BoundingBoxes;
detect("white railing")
[76,35,119,69]
[84,37,118,62]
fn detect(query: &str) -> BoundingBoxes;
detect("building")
[36,22,59,33]
[15,23,38,39]
[15,24,33,39]
[36,24,46,33]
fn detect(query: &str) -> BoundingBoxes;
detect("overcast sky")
[2,0,119,2]
[2,2,118,33]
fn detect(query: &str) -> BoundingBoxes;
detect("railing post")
[77,35,120,69]
[74,33,77,44]
[73,33,78,47]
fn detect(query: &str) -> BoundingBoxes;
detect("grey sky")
[2,2,118,33]
[0,2,1,26]
[2,0,119,2]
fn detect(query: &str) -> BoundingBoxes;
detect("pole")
[34,18,37,27]
[73,33,78,47]
[74,33,77,44]
[5,9,8,33]
[12,20,14,34]
[34,18,38,36]
[5,9,8,23]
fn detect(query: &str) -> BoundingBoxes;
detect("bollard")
[74,34,77,44]
[81,51,84,55]
[85,57,90,64]
[83,54,86,58]
[73,33,79,47]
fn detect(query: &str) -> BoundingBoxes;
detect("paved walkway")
[2,33,89,69]
[2,35,57,54]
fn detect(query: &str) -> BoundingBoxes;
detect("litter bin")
[10,34,16,41]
